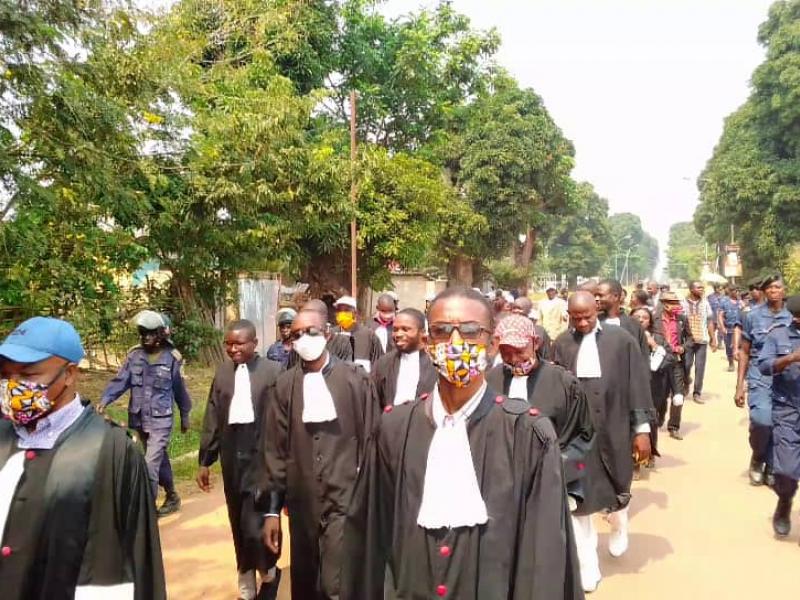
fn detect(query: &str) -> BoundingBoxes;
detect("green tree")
[608,213,659,284]
[666,222,706,282]
[546,182,612,287]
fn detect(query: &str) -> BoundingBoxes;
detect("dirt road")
[161,352,798,598]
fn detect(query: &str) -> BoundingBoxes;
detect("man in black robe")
[258,306,379,600]
[596,279,649,362]
[198,320,282,600]
[343,287,583,599]
[331,295,384,372]
[486,313,594,509]
[371,308,437,407]
[368,293,398,354]
[553,292,653,594]
[0,317,165,600]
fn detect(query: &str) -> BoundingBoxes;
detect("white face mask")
[293,333,327,362]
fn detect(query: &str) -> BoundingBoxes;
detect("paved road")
[160,352,798,598]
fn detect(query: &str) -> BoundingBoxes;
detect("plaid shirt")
[682,297,711,344]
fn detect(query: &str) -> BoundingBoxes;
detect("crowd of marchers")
[2,274,800,599]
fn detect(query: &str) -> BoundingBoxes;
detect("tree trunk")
[302,252,351,299]
[447,254,474,287]
[514,227,536,268]
[171,275,225,366]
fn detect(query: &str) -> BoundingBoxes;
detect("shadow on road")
[598,533,674,576]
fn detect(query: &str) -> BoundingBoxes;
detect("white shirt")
[576,323,603,379]
[228,364,255,424]
[509,374,529,400]
[417,381,489,529]
[604,316,621,326]
[393,351,421,405]
[375,325,389,353]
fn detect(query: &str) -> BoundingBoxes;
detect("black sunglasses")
[288,326,325,342]
[428,321,491,341]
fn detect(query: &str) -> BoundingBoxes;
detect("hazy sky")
[383,0,774,275]
[141,0,775,276]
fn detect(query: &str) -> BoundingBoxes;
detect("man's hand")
[710,340,719,352]
[180,421,190,434]
[96,403,106,415]
[675,345,684,355]
[262,515,282,555]
[196,466,211,492]
[734,383,746,408]
[632,433,651,464]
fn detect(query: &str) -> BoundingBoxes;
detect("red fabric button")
[420,393,430,401]
[383,405,393,413]
[528,408,539,416]
[494,395,504,404]
[1,546,11,557]
[439,545,451,557]
[25,450,36,460]
[436,584,447,597]
[577,462,585,471]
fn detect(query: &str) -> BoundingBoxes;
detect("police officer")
[265,308,296,368]
[735,275,792,486]
[757,294,800,538]
[100,310,192,516]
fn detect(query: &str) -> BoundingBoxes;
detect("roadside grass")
[81,364,219,489]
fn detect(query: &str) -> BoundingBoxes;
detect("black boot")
[765,465,776,488]
[749,459,765,486]
[256,569,281,600]
[773,497,792,537]
[157,490,181,518]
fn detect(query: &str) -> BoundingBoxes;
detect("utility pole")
[350,90,358,298]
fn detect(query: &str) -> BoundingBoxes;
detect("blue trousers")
[137,427,175,499]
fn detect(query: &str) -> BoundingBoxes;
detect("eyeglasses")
[428,321,491,341]
[288,326,325,342]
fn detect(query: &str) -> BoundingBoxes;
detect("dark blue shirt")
[742,303,792,383]
[266,340,292,368]
[100,347,192,430]
[758,324,800,405]
[708,292,722,320]
[718,296,742,328]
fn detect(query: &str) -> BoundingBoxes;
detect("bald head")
[568,291,598,334]
[512,297,533,315]
[376,293,396,312]
[578,280,598,295]
[302,299,328,317]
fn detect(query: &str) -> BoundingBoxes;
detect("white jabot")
[375,326,389,353]
[393,351,421,405]
[228,364,255,424]
[509,374,529,400]
[604,317,621,326]
[302,362,338,423]
[354,358,371,373]
[0,452,25,541]
[576,323,603,379]
[417,382,488,529]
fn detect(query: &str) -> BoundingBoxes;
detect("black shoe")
[669,429,683,440]
[257,569,282,600]
[157,491,181,518]
[749,460,765,486]
[773,497,792,537]
[765,466,776,488]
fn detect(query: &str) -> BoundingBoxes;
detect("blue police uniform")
[100,347,192,498]
[758,324,800,483]
[265,340,292,368]
[742,304,792,426]
[718,296,742,362]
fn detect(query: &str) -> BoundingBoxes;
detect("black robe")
[330,323,384,369]
[534,324,552,361]
[602,313,649,365]
[0,404,165,600]
[199,355,282,573]
[342,387,584,600]
[486,362,595,503]
[259,357,380,599]
[368,319,397,354]
[370,349,438,408]
[552,325,654,515]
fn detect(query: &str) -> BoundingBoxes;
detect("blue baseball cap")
[0,317,85,364]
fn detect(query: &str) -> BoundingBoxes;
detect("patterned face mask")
[429,341,487,388]
[509,358,536,377]
[0,364,69,426]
